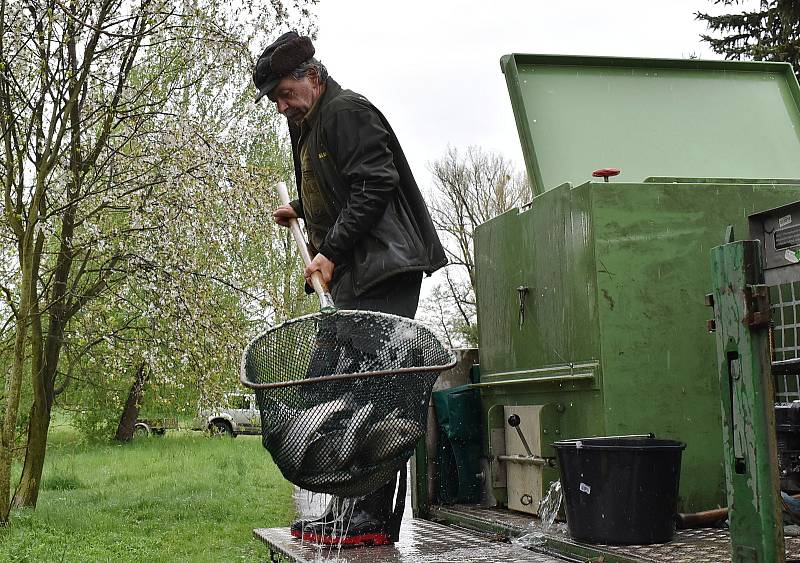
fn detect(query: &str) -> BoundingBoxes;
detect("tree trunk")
[12,400,51,509]
[0,312,31,523]
[13,178,77,508]
[115,363,148,442]
[13,51,83,505]
[12,282,47,509]
[12,289,67,509]
[0,244,36,523]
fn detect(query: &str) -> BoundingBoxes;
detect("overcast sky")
[311,1,729,183]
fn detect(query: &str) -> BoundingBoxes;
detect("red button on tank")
[592,168,621,182]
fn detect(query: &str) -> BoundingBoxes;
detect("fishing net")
[240,310,456,498]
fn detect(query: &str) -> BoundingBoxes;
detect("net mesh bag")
[240,310,456,498]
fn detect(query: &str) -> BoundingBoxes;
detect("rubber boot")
[290,496,344,537]
[293,473,401,547]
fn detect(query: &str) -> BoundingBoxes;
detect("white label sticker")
[785,250,800,264]
[780,214,793,228]
[579,482,591,494]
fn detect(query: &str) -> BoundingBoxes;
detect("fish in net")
[241,310,454,497]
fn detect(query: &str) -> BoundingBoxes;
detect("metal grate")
[431,504,800,562]
[253,519,568,563]
[770,282,800,402]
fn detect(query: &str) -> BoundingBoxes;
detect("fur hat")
[253,31,315,103]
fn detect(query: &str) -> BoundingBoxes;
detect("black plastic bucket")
[552,436,686,545]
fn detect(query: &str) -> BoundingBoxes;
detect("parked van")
[193,393,260,437]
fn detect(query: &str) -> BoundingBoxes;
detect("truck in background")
[193,392,261,437]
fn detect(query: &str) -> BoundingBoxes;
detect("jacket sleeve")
[318,105,398,264]
[289,199,304,219]
[288,119,304,214]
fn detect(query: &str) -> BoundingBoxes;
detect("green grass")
[0,421,295,562]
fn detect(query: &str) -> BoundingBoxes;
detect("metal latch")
[501,413,550,466]
[517,286,529,329]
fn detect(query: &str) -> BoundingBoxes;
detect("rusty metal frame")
[240,359,458,390]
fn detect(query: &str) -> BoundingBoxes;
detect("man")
[253,32,446,546]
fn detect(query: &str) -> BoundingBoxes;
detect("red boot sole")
[290,528,393,547]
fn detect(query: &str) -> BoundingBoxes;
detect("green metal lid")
[501,54,800,196]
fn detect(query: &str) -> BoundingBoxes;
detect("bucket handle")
[558,433,655,442]
[599,433,655,440]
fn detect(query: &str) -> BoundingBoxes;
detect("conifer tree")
[697,1,800,78]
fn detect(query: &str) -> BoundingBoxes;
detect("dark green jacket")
[289,78,447,295]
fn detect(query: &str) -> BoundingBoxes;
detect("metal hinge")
[705,293,716,332]
[743,284,770,328]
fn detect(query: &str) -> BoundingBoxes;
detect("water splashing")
[512,480,563,549]
[296,493,361,561]
[539,480,562,533]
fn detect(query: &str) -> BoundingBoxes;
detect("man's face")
[268,73,321,124]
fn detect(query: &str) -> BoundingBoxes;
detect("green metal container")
[474,54,800,512]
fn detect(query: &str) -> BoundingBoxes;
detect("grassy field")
[0,418,295,562]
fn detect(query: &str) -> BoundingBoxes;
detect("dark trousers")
[305,268,422,378]
[331,268,421,533]
[330,267,422,318]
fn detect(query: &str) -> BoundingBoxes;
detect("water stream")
[296,489,359,561]
[512,479,563,549]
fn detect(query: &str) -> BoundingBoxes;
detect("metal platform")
[431,504,800,562]
[255,485,800,562]
[254,487,571,562]
[254,502,800,562]
[254,518,569,562]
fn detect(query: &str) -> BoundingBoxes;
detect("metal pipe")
[482,362,599,378]
[470,373,594,388]
[497,454,547,466]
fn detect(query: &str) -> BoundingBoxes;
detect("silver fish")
[338,402,374,467]
[275,393,355,475]
[302,429,345,471]
[354,417,423,466]
[301,402,376,473]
